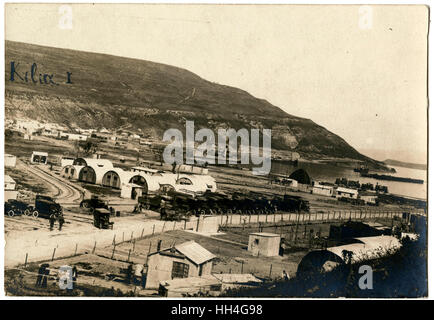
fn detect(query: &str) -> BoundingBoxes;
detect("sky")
[5,4,429,164]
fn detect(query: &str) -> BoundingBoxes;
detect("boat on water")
[353,167,369,175]
[360,172,424,184]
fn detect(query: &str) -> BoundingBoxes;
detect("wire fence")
[17,208,419,268]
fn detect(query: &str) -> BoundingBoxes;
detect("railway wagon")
[139,189,310,220]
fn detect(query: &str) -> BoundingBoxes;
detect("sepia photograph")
[2,3,429,299]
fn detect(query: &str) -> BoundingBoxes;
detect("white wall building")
[248,233,281,257]
[335,187,358,199]
[5,175,18,201]
[30,151,48,164]
[312,184,334,197]
[5,154,17,167]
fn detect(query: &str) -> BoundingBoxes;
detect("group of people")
[49,214,65,231]
[126,263,146,288]
[35,264,78,289]
[35,264,50,288]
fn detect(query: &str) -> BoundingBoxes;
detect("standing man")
[160,198,166,219]
[41,266,50,288]
[126,263,133,284]
[58,215,65,231]
[72,266,78,289]
[36,264,48,287]
[49,214,55,231]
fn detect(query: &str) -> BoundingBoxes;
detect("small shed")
[5,154,17,167]
[359,192,378,205]
[312,184,334,197]
[248,232,281,257]
[5,175,18,201]
[120,183,144,199]
[335,187,358,199]
[145,240,215,289]
[30,151,48,164]
[5,175,16,190]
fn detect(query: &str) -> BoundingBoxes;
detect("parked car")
[80,196,110,213]
[33,195,63,219]
[4,199,33,217]
[93,208,114,229]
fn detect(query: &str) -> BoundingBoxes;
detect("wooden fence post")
[92,241,97,254]
[51,248,56,261]
[111,245,116,259]
[24,253,28,267]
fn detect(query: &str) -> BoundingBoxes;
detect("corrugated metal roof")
[212,273,262,284]
[175,241,215,265]
[336,187,358,194]
[131,166,158,173]
[160,274,218,289]
[79,164,109,184]
[84,158,113,168]
[176,174,217,193]
[250,232,280,237]
[326,235,401,263]
[313,185,334,190]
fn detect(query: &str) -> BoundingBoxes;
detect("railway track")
[22,162,82,204]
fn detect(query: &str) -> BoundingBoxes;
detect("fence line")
[18,208,420,267]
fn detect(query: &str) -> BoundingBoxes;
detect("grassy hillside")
[5,40,381,166]
[384,159,427,171]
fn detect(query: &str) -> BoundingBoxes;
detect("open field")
[4,212,399,297]
[4,228,306,296]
